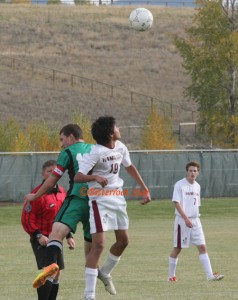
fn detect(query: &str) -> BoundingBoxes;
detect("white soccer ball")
[129,8,153,32]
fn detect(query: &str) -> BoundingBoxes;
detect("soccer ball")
[129,8,153,32]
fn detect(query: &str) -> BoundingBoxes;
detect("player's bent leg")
[98,230,128,295]
[49,222,71,242]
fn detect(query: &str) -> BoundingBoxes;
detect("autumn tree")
[140,107,176,150]
[0,112,93,151]
[71,112,94,144]
[174,0,238,147]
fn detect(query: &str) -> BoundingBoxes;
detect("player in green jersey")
[24,124,93,299]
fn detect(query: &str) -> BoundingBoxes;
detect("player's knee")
[198,244,206,253]
[117,237,129,250]
[93,241,105,255]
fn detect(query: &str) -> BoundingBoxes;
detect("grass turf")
[0,198,237,299]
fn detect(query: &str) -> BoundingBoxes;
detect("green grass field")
[0,198,237,300]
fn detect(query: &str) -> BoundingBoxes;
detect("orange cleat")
[32,263,59,288]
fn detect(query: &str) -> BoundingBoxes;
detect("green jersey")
[52,142,93,198]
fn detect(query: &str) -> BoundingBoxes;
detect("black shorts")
[30,238,64,270]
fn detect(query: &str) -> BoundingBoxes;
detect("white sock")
[168,257,178,277]
[100,252,121,277]
[199,253,213,279]
[84,267,98,299]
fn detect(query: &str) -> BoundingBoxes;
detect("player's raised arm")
[125,164,151,205]
[24,175,58,205]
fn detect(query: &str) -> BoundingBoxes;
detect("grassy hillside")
[0,5,198,147]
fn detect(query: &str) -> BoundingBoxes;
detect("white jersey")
[78,140,132,190]
[172,178,201,218]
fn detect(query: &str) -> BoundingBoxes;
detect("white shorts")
[173,216,205,248]
[89,192,129,234]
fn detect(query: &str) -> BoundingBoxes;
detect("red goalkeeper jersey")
[21,183,66,238]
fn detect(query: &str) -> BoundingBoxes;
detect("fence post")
[110,85,113,98]
[128,126,131,137]
[91,80,93,93]
[12,58,15,71]
[131,91,133,104]
[47,6,50,23]
[71,75,74,87]
[151,97,154,111]
[52,70,55,86]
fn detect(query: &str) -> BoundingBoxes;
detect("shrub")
[140,107,176,150]
[0,112,93,151]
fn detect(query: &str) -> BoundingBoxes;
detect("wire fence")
[0,54,198,124]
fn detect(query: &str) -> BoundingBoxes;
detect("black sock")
[45,241,63,266]
[37,280,52,300]
[48,283,59,300]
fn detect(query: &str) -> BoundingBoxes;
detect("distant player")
[74,116,151,300]
[168,161,224,282]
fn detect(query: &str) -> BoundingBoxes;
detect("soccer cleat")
[207,273,224,281]
[32,263,59,288]
[168,276,177,282]
[98,270,116,295]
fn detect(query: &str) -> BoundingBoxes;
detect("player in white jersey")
[74,116,151,300]
[168,161,224,282]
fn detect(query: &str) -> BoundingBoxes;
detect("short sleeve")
[172,181,181,203]
[78,146,99,175]
[121,144,132,167]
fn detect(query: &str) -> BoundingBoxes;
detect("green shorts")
[54,195,91,242]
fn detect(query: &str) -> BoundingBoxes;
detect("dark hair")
[91,116,116,145]
[42,160,57,170]
[59,124,83,139]
[186,161,200,172]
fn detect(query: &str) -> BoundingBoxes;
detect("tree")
[71,112,94,144]
[140,107,176,150]
[174,0,238,147]
[0,112,93,152]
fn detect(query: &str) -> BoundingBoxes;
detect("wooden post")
[110,85,113,98]
[91,80,93,93]
[131,91,133,104]
[52,70,55,86]
[71,75,74,87]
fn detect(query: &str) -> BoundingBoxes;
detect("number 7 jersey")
[172,178,201,218]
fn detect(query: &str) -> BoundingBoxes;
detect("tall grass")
[0,198,236,299]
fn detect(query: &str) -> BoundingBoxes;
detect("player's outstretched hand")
[140,190,151,205]
[24,193,36,205]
